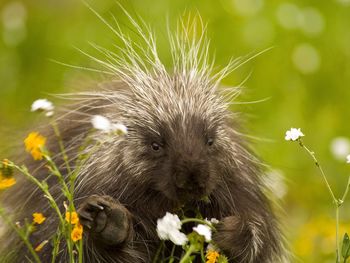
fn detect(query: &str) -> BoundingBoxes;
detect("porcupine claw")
[77,195,133,246]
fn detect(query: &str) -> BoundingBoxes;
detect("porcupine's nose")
[172,138,208,194]
[175,163,207,192]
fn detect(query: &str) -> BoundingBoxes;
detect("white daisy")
[111,123,128,135]
[209,218,219,224]
[205,218,219,225]
[91,115,128,136]
[91,115,112,132]
[31,99,54,116]
[156,212,188,246]
[285,128,304,141]
[193,224,212,242]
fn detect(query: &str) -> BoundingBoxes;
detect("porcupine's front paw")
[77,195,133,246]
[213,216,254,261]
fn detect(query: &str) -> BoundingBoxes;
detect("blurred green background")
[1,0,350,262]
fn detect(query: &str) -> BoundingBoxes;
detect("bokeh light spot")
[330,137,350,161]
[276,3,301,30]
[292,43,321,74]
[1,1,27,46]
[299,7,325,36]
[243,17,275,48]
[1,1,27,30]
[264,169,287,199]
[337,0,350,6]
[232,0,264,16]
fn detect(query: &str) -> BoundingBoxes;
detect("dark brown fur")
[0,78,285,263]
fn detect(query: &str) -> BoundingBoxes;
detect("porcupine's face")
[131,95,226,203]
[142,117,219,202]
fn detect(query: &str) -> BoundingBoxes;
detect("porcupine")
[0,11,287,263]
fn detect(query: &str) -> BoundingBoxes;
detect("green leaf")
[217,255,229,263]
[342,233,350,259]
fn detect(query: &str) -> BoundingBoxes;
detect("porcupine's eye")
[151,142,161,151]
[207,138,214,146]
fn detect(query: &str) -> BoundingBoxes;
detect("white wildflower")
[347,155,350,164]
[91,115,111,132]
[167,229,188,246]
[193,224,212,242]
[45,111,54,117]
[111,123,128,135]
[285,128,304,141]
[91,115,128,135]
[205,218,219,225]
[156,212,188,246]
[157,213,181,234]
[209,218,219,224]
[31,99,54,116]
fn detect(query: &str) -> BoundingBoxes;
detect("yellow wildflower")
[206,250,220,263]
[0,159,16,190]
[24,132,46,160]
[0,175,16,190]
[34,240,49,252]
[33,213,46,224]
[65,211,79,225]
[71,222,83,242]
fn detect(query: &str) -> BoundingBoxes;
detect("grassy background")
[1,0,350,262]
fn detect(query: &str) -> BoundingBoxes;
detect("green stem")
[336,205,340,263]
[299,140,341,262]
[0,208,41,263]
[51,121,72,176]
[44,155,72,201]
[43,153,74,263]
[10,163,68,262]
[51,230,61,263]
[67,218,73,263]
[152,241,164,263]
[341,174,350,203]
[168,245,176,263]
[70,139,101,189]
[179,245,196,263]
[299,141,337,204]
[12,164,64,224]
[200,248,206,262]
[78,239,83,263]
[54,131,98,263]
